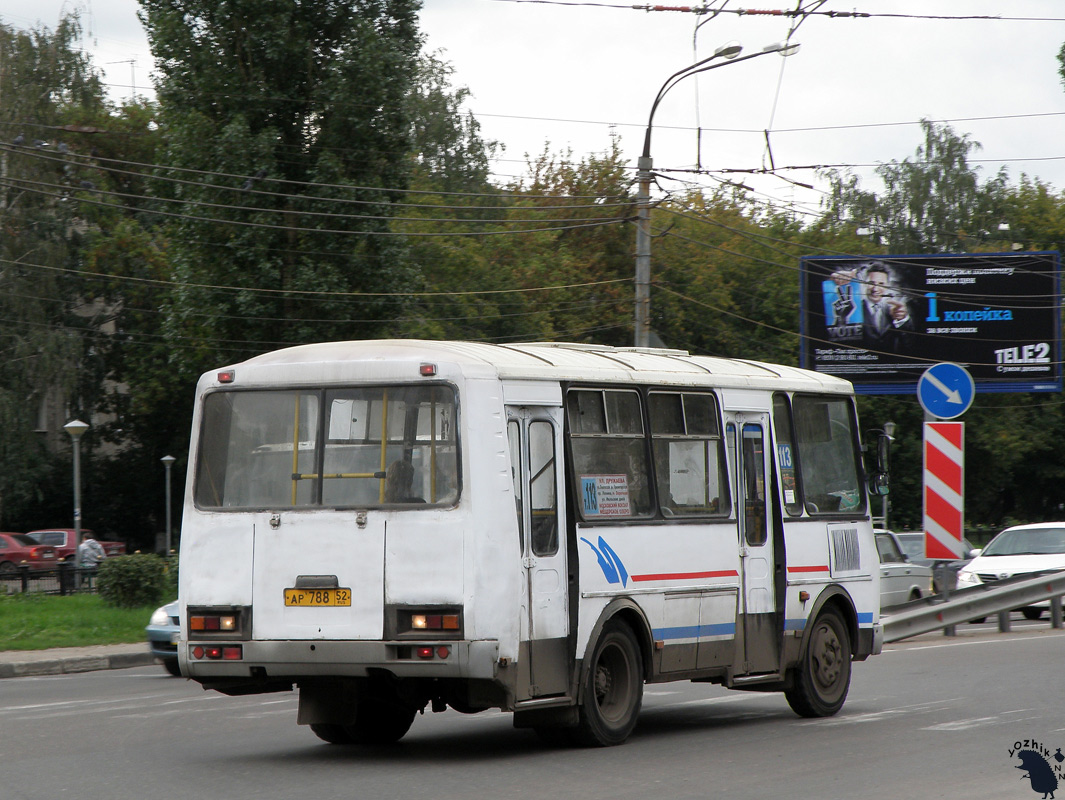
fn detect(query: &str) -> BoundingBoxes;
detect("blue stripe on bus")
[655,614,874,642]
[652,623,735,641]
[787,613,874,631]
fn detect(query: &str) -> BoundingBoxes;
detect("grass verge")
[0,593,171,651]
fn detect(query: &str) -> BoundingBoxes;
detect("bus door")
[507,406,570,698]
[725,413,779,675]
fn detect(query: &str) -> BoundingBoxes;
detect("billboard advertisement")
[799,252,1061,394]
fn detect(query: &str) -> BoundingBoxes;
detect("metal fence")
[0,563,99,596]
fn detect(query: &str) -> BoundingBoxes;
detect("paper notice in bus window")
[581,474,631,516]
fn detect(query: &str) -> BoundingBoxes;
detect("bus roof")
[212,340,853,394]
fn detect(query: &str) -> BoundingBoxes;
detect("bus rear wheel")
[310,697,416,745]
[574,620,643,747]
[311,723,354,745]
[785,608,851,718]
[346,697,417,745]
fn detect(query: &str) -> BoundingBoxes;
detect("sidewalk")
[0,643,156,679]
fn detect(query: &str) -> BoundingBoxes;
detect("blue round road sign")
[917,362,975,419]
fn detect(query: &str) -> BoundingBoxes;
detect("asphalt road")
[3,624,1064,800]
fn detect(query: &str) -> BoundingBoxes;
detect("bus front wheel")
[785,608,851,718]
[574,620,643,746]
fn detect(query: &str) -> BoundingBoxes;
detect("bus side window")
[649,392,729,517]
[741,424,767,546]
[566,390,652,519]
[507,420,524,551]
[529,421,558,556]
[772,394,803,517]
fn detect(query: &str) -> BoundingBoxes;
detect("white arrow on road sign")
[923,371,962,404]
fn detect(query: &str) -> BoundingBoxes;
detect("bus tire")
[785,608,851,718]
[346,698,417,745]
[574,620,643,747]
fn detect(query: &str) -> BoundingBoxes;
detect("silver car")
[876,530,934,609]
[146,600,181,676]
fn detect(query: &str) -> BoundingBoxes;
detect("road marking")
[885,630,1065,652]
[922,716,1011,731]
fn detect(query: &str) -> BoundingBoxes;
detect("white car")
[875,530,934,609]
[955,522,1065,620]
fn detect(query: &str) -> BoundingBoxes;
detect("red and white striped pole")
[923,421,965,559]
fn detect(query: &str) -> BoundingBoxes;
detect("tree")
[137,0,424,371]
[823,119,1009,253]
[0,15,110,527]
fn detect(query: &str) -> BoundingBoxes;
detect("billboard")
[799,252,1061,395]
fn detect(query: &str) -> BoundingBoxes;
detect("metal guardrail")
[883,569,1065,643]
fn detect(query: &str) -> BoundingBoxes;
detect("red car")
[0,533,59,577]
[26,529,126,561]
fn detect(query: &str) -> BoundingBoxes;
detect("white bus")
[178,340,886,746]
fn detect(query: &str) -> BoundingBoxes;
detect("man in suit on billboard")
[861,262,914,353]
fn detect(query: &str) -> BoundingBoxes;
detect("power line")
[0,178,632,238]
[0,255,630,300]
[485,0,1065,23]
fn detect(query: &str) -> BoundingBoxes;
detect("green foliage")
[823,119,1009,253]
[0,15,111,527]
[97,553,167,609]
[7,6,1065,541]
[137,0,424,369]
[163,553,180,600]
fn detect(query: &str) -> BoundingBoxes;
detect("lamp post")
[882,421,896,529]
[161,455,177,558]
[63,419,89,547]
[634,41,800,347]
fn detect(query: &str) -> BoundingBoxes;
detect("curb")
[0,651,156,679]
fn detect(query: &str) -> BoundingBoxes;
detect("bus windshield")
[194,385,459,510]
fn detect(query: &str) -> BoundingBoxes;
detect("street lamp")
[161,455,177,558]
[634,41,800,347]
[63,419,89,548]
[882,421,896,528]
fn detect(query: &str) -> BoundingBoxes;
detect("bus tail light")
[411,613,460,631]
[190,614,237,632]
[191,645,243,661]
[186,606,249,639]
[392,606,463,639]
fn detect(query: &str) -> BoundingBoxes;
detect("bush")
[97,553,167,608]
[163,553,179,600]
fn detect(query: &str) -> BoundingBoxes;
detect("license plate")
[284,588,351,607]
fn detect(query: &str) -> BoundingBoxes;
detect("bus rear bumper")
[180,639,501,683]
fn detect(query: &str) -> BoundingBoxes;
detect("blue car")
[146,600,181,676]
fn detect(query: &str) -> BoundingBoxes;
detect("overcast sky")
[3,1,1065,218]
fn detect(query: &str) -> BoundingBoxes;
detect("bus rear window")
[195,385,459,509]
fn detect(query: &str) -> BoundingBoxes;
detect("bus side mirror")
[877,432,891,475]
[866,430,891,496]
[869,471,889,497]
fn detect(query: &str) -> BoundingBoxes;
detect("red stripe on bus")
[631,570,738,582]
[787,565,830,573]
